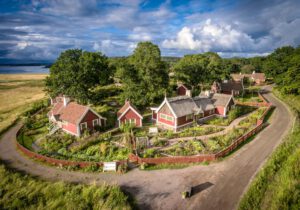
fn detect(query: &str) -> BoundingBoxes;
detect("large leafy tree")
[173,52,226,89]
[45,49,112,103]
[118,42,169,107]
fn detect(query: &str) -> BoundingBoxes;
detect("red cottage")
[117,100,143,128]
[177,83,191,96]
[154,93,234,132]
[48,96,106,137]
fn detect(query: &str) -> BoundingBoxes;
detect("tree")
[119,42,169,107]
[173,52,226,91]
[45,49,112,103]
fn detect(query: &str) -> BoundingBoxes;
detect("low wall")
[235,92,271,107]
[16,127,125,169]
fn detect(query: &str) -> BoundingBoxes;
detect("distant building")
[48,96,106,137]
[117,100,143,128]
[211,80,244,96]
[177,83,192,96]
[152,93,234,132]
[231,71,266,85]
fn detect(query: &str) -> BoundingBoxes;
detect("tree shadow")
[192,182,214,196]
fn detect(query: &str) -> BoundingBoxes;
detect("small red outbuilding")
[117,100,143,128]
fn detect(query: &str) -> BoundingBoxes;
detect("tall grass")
[0,161,132,210]
[239,90,300,210]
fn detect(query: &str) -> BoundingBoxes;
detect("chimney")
[186,90,192,97]
[63,96,70,106]
[252,71,256,74]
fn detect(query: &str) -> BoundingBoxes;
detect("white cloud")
[128,27,152,41]
[162,19,256,52]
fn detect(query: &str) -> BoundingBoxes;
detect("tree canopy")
[117,42,169,107]
[45,49,113,103]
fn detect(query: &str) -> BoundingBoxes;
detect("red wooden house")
[117,100,143,128]
[211,80,244,96]
[153,93,234,132]
[48,96,106,137]
[177,83,191,96]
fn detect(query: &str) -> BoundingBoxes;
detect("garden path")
[166,112,251,145]
[0,87,293,210]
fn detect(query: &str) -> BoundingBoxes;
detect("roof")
[167,96,198,117]
[193,96,215,111]
[49,98,103,124]
[117,101,143,119]
[231,74,244,81]
[211,93,233,107]
[159,93,234,118]
[251,73,265,80]
[220,81,243,92]
[59,102,89,124]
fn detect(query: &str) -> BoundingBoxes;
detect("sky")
[0,0,300,63]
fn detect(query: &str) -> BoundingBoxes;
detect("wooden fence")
[16,127,126,169]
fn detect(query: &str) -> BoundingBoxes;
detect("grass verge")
[0,160,133,209]
[238,90,300,210]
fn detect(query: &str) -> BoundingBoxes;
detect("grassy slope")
[0,74,47,135]
[239,90,300,210]
[0,162,132,210]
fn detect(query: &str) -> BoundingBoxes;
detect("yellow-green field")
[0,74,48,134]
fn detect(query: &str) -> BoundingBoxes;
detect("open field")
[0,74,47,135]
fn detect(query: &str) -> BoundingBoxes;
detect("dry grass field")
[0,74,48,134]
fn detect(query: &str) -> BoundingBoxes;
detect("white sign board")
[149,127,158,134]
[103,162,117,172]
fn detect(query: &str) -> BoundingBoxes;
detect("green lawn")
[239,90,300,210]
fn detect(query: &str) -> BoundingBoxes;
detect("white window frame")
[92,119,99,127]
[186,114,193,121]
[209,109,215,115]
[160,113,173,122]
[80,122,87,130]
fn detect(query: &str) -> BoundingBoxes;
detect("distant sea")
[0,65,49,74]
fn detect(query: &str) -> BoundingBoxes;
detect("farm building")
[211,80,244,96]
[48,96,106,137]
[117,100,143,128]
[152,93,234,132]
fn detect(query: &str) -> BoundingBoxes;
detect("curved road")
[0,90,292,210]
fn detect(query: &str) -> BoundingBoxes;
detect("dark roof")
[220,81,243,92]
[211,93,233,107]
[164,93,233,117]
[167,96,197,117]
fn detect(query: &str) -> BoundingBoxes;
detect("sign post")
[103,162,117,172]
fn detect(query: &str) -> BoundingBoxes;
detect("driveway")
[0,89,292,210]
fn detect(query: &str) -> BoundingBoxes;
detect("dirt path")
[0,89,292,210]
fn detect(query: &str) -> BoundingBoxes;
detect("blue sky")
[0,0,300,63]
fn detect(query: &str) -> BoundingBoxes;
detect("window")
[186,114,193,121]
[125,118,136,125]
[209,109,215,115]
[80,122,87,130]
[93,119,99,127]
[160,113,173,122]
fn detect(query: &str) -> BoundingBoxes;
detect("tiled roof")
[59,102,89,124]
[117,101,142,118]
[49,100,94,124]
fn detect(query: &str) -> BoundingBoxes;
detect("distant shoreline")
[0,65,50,74]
